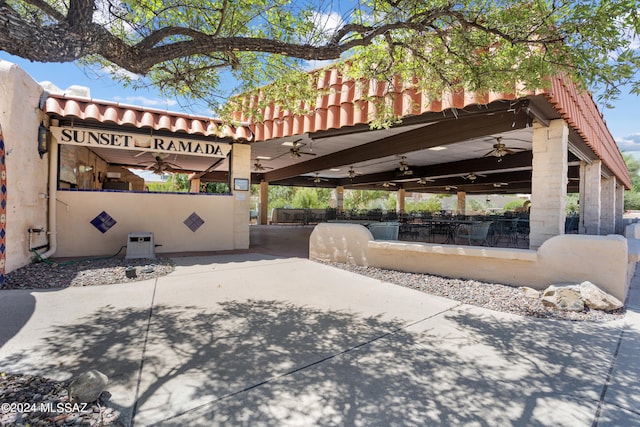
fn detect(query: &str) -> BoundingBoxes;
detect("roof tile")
[234,68,629,188]
[44,95,252,141]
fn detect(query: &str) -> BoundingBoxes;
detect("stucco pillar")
[615,183,625,234]
[582,160,602,235]
[230,144,251,249]
[259,180,269,225]
[335,186,344,214]
[578,161,586,233]
[600,176,616,235]
[530,119,568,249]
[396,188,406,214]
[457,191,466,215]
[189,177,201,193]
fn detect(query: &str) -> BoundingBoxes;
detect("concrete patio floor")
[0,227,639,426]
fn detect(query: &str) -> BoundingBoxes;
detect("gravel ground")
[1,257,175,290]
[0,256,625,426]
[318,261,626,322]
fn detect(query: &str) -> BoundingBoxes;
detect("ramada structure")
[0,60,636,300]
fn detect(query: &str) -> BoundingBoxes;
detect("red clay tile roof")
[233,68,541,141]
[44,95,253,141]
[234,70,630,189]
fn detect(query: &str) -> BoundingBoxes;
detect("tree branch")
[22,0,65,21]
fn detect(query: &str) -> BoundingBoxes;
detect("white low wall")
[56,190,236,257]
[310,223,630,301]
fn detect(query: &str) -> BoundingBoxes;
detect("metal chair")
[368,222,400,240]
[454,221,493,246]
[494,218,519,246]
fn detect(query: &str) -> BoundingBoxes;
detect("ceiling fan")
[416,177,435,185]
[444,185,458,191]
[463,172,486,182]
[308,173,329,184]
[398,156,413,176]
[253,159,273,172]
[347,166,362,180]
[493,182,509,188]
[138,153,181,174]
[287,139,316,158]
[380,181,397,188]
[483,137,528,161]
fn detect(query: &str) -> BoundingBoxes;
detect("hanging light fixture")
[37,122,49,158]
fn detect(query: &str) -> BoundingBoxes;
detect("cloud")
[311,11,344,34]
[97,64,141,81]
[617,133,640,151]
[304,11,345,46]
[113,95,178,108]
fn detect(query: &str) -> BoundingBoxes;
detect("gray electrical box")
[126,232,155,259]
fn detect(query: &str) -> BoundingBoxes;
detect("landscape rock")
[578,281,624,311]
[520,287,541,299]
[541,285,584,312]
[68,370,108,403]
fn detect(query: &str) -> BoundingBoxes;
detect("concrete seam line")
[156,302,463,424]
[591,323,626,427]
[131,277,159,427]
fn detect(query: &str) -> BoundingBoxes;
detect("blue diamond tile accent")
[90,211,117,234]
[184,212,204,232]
[0,243,5,254]
[0,229,5,239]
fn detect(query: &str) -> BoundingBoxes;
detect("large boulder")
[578,281,624,311]
[68,370,109,403]
[541,285,584,312]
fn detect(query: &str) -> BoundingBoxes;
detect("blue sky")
[2,51,639,155]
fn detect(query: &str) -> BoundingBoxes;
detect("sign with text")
[51,126,232,158]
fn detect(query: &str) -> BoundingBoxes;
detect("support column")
[582,160,602,235]
[396,188,406,214]
[457,191,466,215]
[530,119,568,249]
[259,180,269,225]
[600,176,616,235]
[335,186,344,215]
[189,176,201,193]
[615,183,625,234]
[578,161,586,233]
[231,144,251,249]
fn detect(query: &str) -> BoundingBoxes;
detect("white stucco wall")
[56,191,236,257]
[0,61,49,273]
[309,223,630,301]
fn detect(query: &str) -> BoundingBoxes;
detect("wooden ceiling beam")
[263,110,531,182]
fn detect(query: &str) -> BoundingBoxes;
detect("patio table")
[409,219,481,244]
